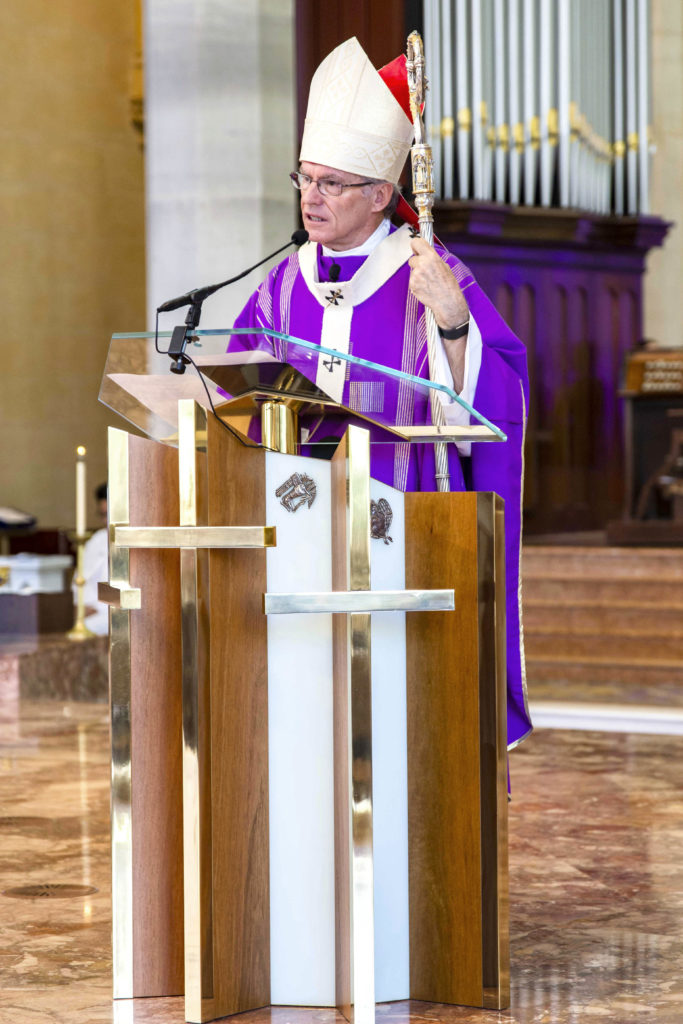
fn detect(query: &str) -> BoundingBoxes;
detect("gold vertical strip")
[260,400,298,453]
[333,425,374,1024]
[179,399,215,1024]
[477,494,510,1009]
[347,426,371,592]
[348,606,374,1024]
[493,497,510,1003]
[332,434,352,1021]
[108,427,134,999]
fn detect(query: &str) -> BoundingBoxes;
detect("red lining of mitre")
[377,55,418,228]
[378,53,441,240]
[377,53,413,121]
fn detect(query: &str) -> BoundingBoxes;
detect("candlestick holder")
[68,531,95,641]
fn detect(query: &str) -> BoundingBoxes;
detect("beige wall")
[644,0,683,347]
[144,0,296,328]
[1,1,145,530]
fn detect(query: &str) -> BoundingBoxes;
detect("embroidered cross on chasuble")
[295,225,419,408]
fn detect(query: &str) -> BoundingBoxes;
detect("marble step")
[525,657,683,688]
[523,601,683,637]
[521,543,683,692]
[522,576,683,607]
[525,630,683,662]
[523,545,683,581]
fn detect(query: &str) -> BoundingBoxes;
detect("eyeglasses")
[290,171,375,197]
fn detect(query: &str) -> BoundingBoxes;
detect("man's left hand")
[408,237,469,330]
[408,237,469,392]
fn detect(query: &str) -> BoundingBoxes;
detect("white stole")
[297,225,414,403]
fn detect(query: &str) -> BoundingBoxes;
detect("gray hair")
[363,178,402,218]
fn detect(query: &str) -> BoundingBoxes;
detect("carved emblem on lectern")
[276,473,317,513]
[370,498,393,544]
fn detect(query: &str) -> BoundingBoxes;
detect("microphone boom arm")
[160,229,309,373]
[157,229,309,314]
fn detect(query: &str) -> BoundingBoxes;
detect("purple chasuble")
[233,228,532,749]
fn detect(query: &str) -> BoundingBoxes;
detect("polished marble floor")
[1,696,683,1024]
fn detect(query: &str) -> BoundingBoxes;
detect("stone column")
[145,0,296,328]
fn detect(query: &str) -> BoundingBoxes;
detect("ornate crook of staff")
[406,31,450,492]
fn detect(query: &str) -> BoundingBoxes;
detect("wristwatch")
[439,318,469,340]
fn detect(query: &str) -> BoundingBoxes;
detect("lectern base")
[114,996,507,1023]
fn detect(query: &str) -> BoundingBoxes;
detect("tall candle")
[76,446,87,536]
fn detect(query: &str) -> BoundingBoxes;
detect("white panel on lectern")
[266,455,411,1007]
[266,452,335,1006]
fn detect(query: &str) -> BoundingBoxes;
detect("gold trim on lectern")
[98,581,142,609]
[114,525,276,548]
[332,425,375,1024]
[264,589,454,614]
[480,495,510,1008]
[108,427,135,999]
[261,399,298,453]
[178,400,215,1023]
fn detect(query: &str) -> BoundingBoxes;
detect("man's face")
[299,162,391,251]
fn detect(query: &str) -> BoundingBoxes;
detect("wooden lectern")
[99,329,510,1023]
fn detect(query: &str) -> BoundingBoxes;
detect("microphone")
[329,262,341,283]
[157,229,309,313]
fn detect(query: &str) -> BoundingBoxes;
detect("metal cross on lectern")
[264,425,454,1024]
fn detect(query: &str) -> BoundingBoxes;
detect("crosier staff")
[406,30,450,493]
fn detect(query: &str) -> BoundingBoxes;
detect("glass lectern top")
[100,327,506,448]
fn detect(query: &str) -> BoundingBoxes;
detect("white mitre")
[299,37,414,185]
